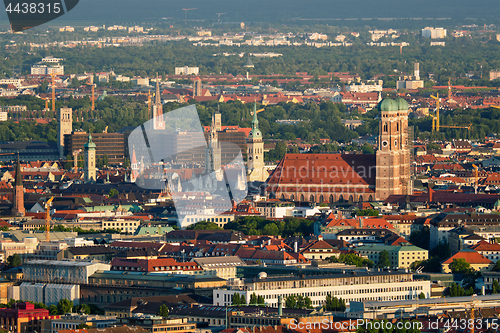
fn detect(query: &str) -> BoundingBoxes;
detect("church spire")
[14,153,22,186]
[13,152,25,216]
[252,101,259,130]
[155,73,161,105]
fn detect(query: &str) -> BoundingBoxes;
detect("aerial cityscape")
[0,1,500,333]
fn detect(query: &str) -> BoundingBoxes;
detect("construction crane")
[439,123,473,131]
[430,92,472,133]
[50,73,56,112]
[87,78,95,111]
[430,93,440,132]
[91,84,95,111]
[45,197,54,242]
[472,164,479,194]
[72,149,82,172]
[216,12,226,23]
[469,295,479,333]
[182,8,197,25]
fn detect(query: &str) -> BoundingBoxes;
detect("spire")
[84,133,96,149]
[155,73,161,105]
[252,101,259,130]
[14,153,22,187]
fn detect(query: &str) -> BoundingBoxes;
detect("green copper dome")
[377,98,398,112]
[84,134,96,149]
[394,97,409,111]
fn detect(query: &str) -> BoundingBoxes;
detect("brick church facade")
[266,97,412,203]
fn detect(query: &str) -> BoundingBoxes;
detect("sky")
[0,0,499,29]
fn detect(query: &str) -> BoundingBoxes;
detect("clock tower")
[84,134,97,183]
[246,103,268,182]
[375,97,411,200]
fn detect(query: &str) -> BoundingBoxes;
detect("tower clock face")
[248,156,253,160]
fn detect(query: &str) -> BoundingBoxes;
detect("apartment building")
[213,271,430,308]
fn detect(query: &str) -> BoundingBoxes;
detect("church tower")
[206,111,222,173]
[57,107,73,159]
[246,103,268,182]
[193,77,202,97]
[375,97,412,201]
[151,73,165,130]
[84,134,97,183]
[12,153,25,216]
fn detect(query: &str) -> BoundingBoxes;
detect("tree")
[492,260,500,271]
[108,188,119,198]
[329,253,373,268]
[157,304,169,317]
[354,209,379,217]
[377,250,391,268]
[249,293,265,306]
[186,221,222,230]
[410,226,430,250]
[448,283,465,297]
[285,295,312,309]
[57,299,73,315]
[232,293,246,307]
[418,292,426,299]
[449,258,472,274]
[361,143,374,154]
[492,280,500,294]
[323,294,346,311]
[6,254,21,268]
[48,305,58,315]
[75,304,91,314]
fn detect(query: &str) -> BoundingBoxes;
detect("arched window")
[396,122,399,132]
[359,195,363,203]
[383,123,388,132]
[280,194,285,200]
[290,194,295,201]
[319,195,324,203]
[348,195,353,203]
[309,195,315,203]
[300,194,305,202]
[339,195,344,202]
[368,195,373,202]
[329,194,334,203]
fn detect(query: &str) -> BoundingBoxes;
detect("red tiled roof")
[442,250,492,265]
[471,240,500,252]
[267,153,376,187]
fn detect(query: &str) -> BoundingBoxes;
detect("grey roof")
[243,56,254,67]
[8,230,78,242]
[24,259,103,267]
[193,256,245,267]
[353,293,500,310]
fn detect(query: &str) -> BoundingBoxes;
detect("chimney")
[338,210,342,219]
[318,235,323,241]
[428,186,434,203]
[294,241,298,253]
[278,295,283,316]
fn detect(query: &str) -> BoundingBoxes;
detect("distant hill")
[0,0,499,27]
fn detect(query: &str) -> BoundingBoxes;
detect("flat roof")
[244,270,412,283]
[353,294,500,309]
[25,260,103,267]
